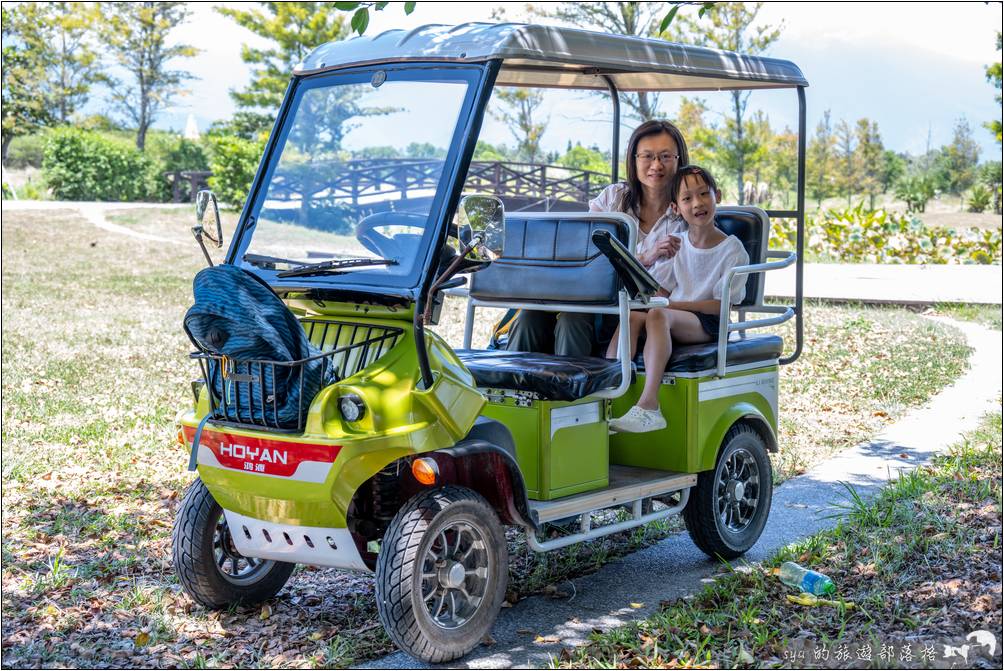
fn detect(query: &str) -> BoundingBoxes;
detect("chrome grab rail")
[716,249,797,378]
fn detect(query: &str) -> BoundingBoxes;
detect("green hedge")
[38,128,211,202]
[206,133,264,210]
[771,203,1002,264]
[42,128,158,201]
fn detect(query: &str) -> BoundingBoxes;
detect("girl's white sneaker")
[609,405,666,433]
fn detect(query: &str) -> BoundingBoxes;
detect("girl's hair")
[621,120,690,216]
[669,164,719,204]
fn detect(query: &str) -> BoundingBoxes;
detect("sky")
[137,1,1003,160]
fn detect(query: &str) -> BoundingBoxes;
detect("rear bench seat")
[456,208,780,401]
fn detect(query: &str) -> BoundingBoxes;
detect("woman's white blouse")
[588,182,685,291]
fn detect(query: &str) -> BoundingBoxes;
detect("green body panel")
[693,366,777,472]
[479,396,608,501]
[610,365,778,474]
[182,311,485,529]
[609,375,694,473]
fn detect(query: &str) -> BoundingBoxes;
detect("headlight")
[339,394,366,422]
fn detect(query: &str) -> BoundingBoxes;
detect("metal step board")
[524,466,696,552]
[529,465,697,523]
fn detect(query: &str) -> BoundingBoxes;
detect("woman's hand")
[651,235,681,262]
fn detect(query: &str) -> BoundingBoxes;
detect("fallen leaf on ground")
[260,604,272,620]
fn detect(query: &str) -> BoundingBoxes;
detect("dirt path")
[2,200,187,245]
[363,317,1002,669]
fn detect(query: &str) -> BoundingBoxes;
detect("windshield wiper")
[275,257,398,278]
[244,253,301,269]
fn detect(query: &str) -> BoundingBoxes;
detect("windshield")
[235,67,480,290]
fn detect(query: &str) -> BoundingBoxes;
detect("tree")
[767,126,797,208]
[833,119,857,206]
[675,3,782,204]
[878,150,906,194]
[491,88,548,163]
[519,2,665,122]
[934,118,981,198]
[218,2,351,138]
[557,143,610,174]
[672,97,718,171]
[1,5,55,163]
[48,3,108,124]
[855,118,883,209]
[985,31,1002,146]
[99,2,198,151]
[806,110,835,208]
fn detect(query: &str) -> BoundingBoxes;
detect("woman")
[504,120,690,357]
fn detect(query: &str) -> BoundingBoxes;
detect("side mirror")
[194,190,223,247]
[192,190,223,266]
[457,194,504,259]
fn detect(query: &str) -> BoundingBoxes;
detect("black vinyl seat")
[456,349,622,402]
[634,334,784,374]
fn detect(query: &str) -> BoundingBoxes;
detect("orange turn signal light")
[412,458,439,486]
[176,428,186,447]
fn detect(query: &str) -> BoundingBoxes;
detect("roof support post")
[601,75,620,184]
[780,86,807,366]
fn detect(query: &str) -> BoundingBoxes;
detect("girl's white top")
[659,232,750,305]
[588,183,685,291]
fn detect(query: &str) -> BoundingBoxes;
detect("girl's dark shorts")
[694,311,721,337]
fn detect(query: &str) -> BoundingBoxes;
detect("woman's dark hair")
[621,120,690,217]
[669,164,719,204]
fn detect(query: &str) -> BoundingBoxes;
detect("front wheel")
[375,486,508,663]
[172,479,295,608]
[684,422,773,560]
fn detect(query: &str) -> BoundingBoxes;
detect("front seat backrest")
[714,206,769,307]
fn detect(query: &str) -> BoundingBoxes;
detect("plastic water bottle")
[778,561,836,596]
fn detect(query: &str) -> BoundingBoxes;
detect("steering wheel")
[356,211,471,261]
[355,211,430,261]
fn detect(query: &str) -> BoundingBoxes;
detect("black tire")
[375,486,508,663]
[172,478,295,608]
[684,422,773,560]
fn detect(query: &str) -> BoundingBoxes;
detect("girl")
[608,165,750,434]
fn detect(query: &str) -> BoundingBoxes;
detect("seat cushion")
[634,334,784,374]
[456,349,623,402]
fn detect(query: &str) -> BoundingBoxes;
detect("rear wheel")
[172,479,295,608]
[375,486,508,663]
[684,422,773,560]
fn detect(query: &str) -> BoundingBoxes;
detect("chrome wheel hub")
[213,515,271,585]
[420,521,491,630]
[715,448,760,533]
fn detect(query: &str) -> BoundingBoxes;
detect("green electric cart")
[172,23,808,663]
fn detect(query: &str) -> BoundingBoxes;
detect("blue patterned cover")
[183,264,334,428]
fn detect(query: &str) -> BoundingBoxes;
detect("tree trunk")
[2,135,13,166]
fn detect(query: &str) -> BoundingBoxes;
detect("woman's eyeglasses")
[634,152,680,164]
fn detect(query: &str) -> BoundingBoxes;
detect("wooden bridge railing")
[193,159,608,208]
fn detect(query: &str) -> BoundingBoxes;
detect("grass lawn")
[0,206,981,668]
[555,412,1003,669]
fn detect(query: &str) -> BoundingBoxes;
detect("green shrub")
[770,202,1002,264]
[206,133,264,210]
[145,134,211,201]
[42,128,158,201]
[894,174,936,213]
[967,184,993,213]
